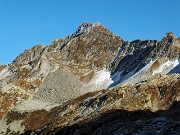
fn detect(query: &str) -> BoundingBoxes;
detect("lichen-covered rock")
[0,22,180,134]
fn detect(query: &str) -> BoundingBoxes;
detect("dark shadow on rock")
[20,130,32,135]
[26,101,180,135]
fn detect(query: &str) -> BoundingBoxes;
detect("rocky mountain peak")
[73,22,93,37]
[92,22,102,27]
[0,22,180,134]
[164,32,177,39]
[161,32,178,45]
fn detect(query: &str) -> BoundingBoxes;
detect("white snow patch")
[0,67,10,80]
[81,70,113,94]
[88,70,113,85]
[126,60,155,82]
[153,59,179,75]
[111,67,138,87]
[110,60,155,86]
[132,60,155,77]
[111,70,123,84]
[121,67,138,82]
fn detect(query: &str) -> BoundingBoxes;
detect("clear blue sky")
[0,0,180,64]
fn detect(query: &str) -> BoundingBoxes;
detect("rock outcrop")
[0,22,123,120]
[0,22,180,134]
[1,74,180,134]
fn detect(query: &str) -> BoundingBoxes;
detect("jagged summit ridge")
[109,31,180,86]
[0,22,124,121]
[73,22,93,37]
[0,22,180,134]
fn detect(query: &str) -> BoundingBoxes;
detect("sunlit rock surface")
[0,22,180,134]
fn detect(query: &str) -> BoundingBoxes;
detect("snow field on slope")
[87,70,113,85]
[10,69,113,114]
[153,59,179,75]
[125,60,155,84]
[110,60,155,86]
[168,59,180,74]
[111,59,180,86]
[81,70,113,94]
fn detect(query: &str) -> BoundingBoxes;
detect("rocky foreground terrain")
[0,22,180,134]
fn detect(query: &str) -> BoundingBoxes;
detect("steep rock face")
[0,22,180,134]
[0,22,123,120]
[110,32,180,86]
[45,22,123,77]
[6,22,123,91]
[8,22,123,84]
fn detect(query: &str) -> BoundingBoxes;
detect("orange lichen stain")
[11,80,38,90]
[34,79,41,87]
[17,68,31,79]
[97,58,106,69]
[0,66,4,72]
